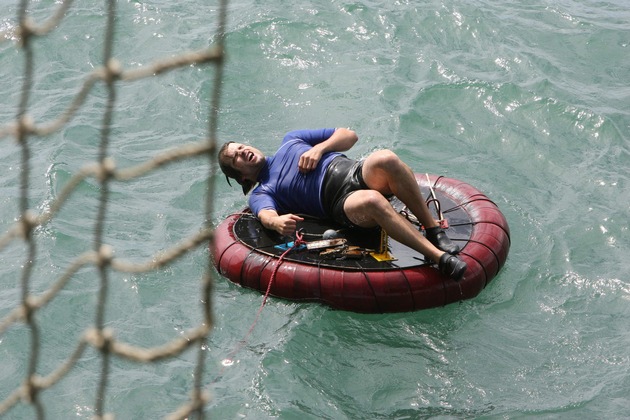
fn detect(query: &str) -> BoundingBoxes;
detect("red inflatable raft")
[212,174,510,313]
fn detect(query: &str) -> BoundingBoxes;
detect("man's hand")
[272,214,304,236]
[259,209,304,236]
[298,128,358,173]
[298,148,323,173]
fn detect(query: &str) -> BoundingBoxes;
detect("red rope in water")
[214,230,306,380]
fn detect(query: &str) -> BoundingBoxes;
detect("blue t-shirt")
[249,128,341,218]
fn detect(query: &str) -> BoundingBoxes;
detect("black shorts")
[321,156,369,227]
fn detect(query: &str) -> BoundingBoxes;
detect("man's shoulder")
[282,129,311,142]
[282,128,335,144]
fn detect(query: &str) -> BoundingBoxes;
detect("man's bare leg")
[360,150,460,254]
[343,189,466,280]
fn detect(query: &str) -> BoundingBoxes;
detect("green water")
[1,0,629,418]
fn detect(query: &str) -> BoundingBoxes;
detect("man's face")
[225,142,266,181]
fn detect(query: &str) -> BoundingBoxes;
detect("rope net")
[0,0,227,418]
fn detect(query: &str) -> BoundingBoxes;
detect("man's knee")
[369,149,405,171]
[372,149,397,161]
[344,190,392,227]
[357,190,391,212]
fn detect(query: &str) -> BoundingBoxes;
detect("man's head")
[218,141,266,195]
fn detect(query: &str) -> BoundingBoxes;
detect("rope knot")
[293,229,305,247]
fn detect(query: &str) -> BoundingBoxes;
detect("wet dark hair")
[218,141,255,195]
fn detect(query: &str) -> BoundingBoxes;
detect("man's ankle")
[425,226,460,254]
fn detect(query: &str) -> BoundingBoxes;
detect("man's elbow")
[338,127,359,145]
[349,129,359,145]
